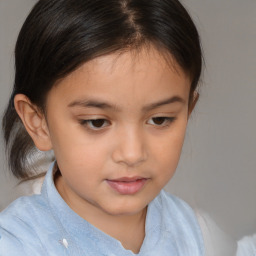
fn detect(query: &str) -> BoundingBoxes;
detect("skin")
[15,46,194,253]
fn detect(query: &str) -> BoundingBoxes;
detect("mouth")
[106,177,148,195]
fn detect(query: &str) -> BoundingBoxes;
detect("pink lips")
[106,177,148,195]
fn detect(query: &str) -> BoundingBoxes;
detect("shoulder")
[0,195,51,255]
[0,193,50,228]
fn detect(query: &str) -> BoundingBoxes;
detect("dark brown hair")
[2,0,202,179]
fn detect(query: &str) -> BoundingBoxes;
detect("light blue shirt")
[0,163,204,255]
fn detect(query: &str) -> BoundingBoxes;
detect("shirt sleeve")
[237,234,256,256]
[195,210,237,256]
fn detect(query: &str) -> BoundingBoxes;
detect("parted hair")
[2,0,202,180]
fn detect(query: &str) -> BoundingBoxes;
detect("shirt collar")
[41,162,163,255]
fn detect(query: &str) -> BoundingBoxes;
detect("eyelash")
[79,117,176,131]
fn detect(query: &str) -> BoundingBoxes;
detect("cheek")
[56,138,108,173]
[52,130,111,184]
[48,114,101,160]
[151,122,187,176]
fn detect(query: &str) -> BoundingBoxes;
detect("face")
[44,47,191,219]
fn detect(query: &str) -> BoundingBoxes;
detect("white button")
[61,238,68,249]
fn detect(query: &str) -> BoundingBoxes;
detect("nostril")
[112,147,147,167]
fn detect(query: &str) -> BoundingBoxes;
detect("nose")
[112,127,148,167]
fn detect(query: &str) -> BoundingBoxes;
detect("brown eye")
[80,119,110,130]
[152,117,166,125]
[91,119,106,128]
[147,117,176,126]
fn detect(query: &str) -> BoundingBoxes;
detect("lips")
[106,177,148,195]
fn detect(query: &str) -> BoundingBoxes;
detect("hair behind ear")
[2,99,40,179]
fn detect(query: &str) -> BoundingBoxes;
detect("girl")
[0,0,204,255]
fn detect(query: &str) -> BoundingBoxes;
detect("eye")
[147,117,176,126]
[80,119,110,130]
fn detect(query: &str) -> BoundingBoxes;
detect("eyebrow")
[68,96,185,112]
[142,96,185,112]
[68,99,119,111]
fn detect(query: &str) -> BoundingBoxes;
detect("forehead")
[73,46,188,83]
[49,46,191,108]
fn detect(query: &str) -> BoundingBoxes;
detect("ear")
[188,91,199,117]
[14,94,52,151]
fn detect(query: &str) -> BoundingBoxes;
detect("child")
[0,0,204,255]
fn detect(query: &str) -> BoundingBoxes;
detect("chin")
[102,201,147,217]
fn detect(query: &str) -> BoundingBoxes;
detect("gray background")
[0,0,255,241]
